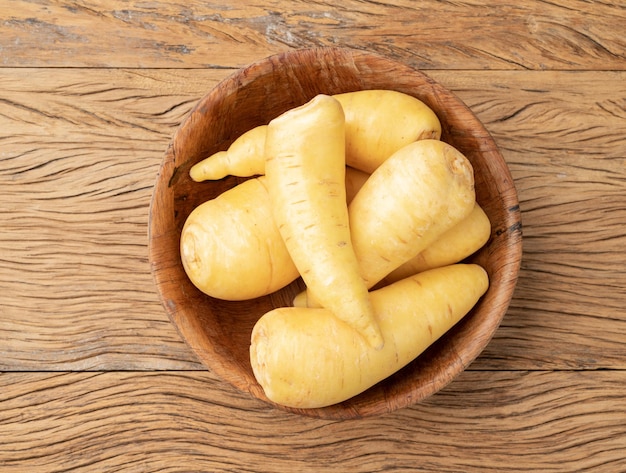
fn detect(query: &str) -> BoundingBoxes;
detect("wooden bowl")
[148,47,522,419]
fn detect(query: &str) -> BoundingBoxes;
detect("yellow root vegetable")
[189,90,441,181]
[182,166,369,302]
[190,125,267,181]
[180,176,298,300]
[333,89,441,173]
[265,94,383,349]
[350,139,476,289]
[293,203,489,306]
[250,264,489,409]
[294,139,476,308]
[382,203,491,284]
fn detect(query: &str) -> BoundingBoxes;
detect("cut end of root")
[249,325,268,385]
[180,226,201,273]
[443,145,474,182]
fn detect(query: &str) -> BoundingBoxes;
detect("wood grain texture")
[1,371,625,472]
[2,68,624,371]
[1,0,625,466]
[0,68,224,370]
[0,0,624,70]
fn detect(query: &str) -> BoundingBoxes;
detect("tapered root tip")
[189,151,229,181]
[364,326,385,351]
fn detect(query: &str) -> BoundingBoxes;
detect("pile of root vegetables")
[180,90,490,409]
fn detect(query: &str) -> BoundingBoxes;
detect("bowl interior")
[148,47,522,419]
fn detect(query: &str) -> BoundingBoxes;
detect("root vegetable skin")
[188,90,441,181]
[293,204,490,306]
[180,176,298,300]
[382,203,491,284]
[294,140,477,308]
[265,94,383,349]
[181,166,369,302]
[250,264,489,409]
[350,139,476,289]
[333,89,442,173]
[189,125,267,181]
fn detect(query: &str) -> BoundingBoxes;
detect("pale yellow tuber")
[382,203,491,284]
[250,264,489,409]
[333,89,441,173]
[189,90,441,180]
[189,125,267,181]
[180,176,298,300]
[264,94,383,349]
[349,139,476,288]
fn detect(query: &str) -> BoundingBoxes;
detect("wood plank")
[1,68,625,371]
[0,370,624,472]
[0,1,624,70]
[0,68,222,370]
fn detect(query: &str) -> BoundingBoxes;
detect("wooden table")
[1,2,624,471]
